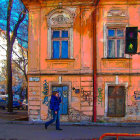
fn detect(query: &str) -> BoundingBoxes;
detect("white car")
[22,99,28,110]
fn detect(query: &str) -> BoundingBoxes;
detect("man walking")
[45,91,62,130]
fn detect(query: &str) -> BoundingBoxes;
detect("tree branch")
[10,8,27,47]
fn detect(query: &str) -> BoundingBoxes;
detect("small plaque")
[134,91,140,100]
[32,92,36,95]
[29,77,40,82]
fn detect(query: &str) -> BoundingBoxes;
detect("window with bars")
[108,86,125,117]
[52,29,69,59]
[107,28,125,58]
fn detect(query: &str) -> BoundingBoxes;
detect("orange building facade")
[22,0,140,122]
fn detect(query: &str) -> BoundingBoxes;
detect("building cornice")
[27,71,93,76]
[21,0,97,9]
[97,73,140,76]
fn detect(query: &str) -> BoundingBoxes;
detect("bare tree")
[0,43,28,97]
[5,0,27,112]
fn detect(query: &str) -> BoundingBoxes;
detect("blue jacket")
[50,95,61,111]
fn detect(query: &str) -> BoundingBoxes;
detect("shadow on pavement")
[0,109,28,121]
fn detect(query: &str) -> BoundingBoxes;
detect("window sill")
[102,57,132,60]
[45,58,75,62]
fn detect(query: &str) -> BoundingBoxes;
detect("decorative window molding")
[103,7,130,59]
[105,81,128,117]
[47,8,74,59]
[103,22,130,59]
[107,8,128,21]
[47,8,74,28]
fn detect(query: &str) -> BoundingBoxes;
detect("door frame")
[52,85,69,115]
[105,82,128,117]
[107,86,125,117]
[49,81,72,115]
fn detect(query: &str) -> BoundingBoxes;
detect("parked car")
[0,99,7,110]
[22,99,28,110]
[18,99,24,109]
[12,101,20,109]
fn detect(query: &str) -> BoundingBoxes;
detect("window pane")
[108,29,115,37]
[117,30,124,37]
[116,98,125,116]
[116,86,125,96]
[53,41,59,58]
[62,86,68,114]
[117,40,124,57]
[108,40,115,58]
[62,30,68,38]
[108,98,115,115]
[108,86,115,96]
[53,31,60,38]
[61,41,68,58]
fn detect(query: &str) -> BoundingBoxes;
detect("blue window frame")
[52,29,69,59]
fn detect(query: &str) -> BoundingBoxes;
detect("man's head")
[52,91,59,97]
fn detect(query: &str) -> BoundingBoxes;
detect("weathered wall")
[26,0,140,122]
[96,0,140,122]
[27,1,94,122]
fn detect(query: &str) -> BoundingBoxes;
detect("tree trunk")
[26,86,28,102]
[6,0,13,113]
[6,0,27,112]
[7,44,13,112]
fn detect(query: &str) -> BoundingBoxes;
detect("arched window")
[47,9,74,59]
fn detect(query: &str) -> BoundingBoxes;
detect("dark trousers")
[45,110,60,129]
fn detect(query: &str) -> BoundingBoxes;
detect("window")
[107,28,125,58]
[47,9,74,59]
[52,29,69,59]
[108,86,125,117]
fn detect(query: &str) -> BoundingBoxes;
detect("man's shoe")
[45,125,47,130]
[56,128,63,130]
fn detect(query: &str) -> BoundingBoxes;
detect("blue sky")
[0,0,28,48]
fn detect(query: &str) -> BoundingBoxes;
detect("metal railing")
[98,133,140,140]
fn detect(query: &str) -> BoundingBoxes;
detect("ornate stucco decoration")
[107,8,128,21]
[51,15,71,25]
[47,8,75,28]
[47,8,75,59]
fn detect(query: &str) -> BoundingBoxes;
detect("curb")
[3,120,140,127]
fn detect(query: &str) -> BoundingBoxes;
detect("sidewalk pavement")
[1,119,140,127]
[0,109,140,127]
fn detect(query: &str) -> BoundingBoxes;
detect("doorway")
[108,86,125,117]
[52,86,68,115]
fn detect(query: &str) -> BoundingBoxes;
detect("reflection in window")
[108,29,115,37]
[117,30,124,37]
[108,40,115,58]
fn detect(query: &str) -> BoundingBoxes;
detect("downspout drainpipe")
[93,0,100,122]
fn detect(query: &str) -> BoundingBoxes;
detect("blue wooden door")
[52,86,68,115]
